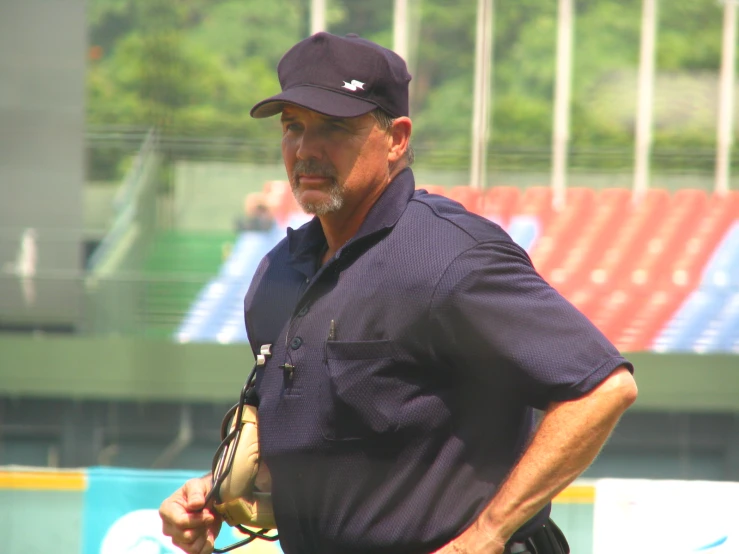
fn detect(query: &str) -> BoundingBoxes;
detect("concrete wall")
[2,336,738,410]
[0,0,86,329]
[1,337,738,480]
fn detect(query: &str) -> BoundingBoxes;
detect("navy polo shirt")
[243,168,632,554]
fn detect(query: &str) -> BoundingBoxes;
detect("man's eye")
[329,123,349,132]
[284,123,302,132]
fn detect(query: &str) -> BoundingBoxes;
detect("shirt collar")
[286,167,416,265]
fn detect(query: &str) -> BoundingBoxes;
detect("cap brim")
[250,85,378,119]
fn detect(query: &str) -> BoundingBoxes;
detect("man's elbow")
[609,366,638,411]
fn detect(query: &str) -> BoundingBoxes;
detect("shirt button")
[297,306,309,317]
[305,277,310,283]
[290,337,303,350]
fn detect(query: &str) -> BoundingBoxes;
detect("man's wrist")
[468,517,511,549]
[476,508,516,546]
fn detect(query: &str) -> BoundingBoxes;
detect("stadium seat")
[627,189,708,291]
[548,188,631,291]
[516,186,555,232]
[176,229,284,343]
[690,289,739,353]
[530,187,596,279]
[598,189,711,348]
[652,288,729,352]
[616,287,685,352]
[175,184,739,353]
[507,215,541,252]
[482,186,520,228]
[588,188,670,291]
[588,288,646,344]
[448,186,483,213]
[664,190,739,290]
[416,184,447,196]
[700,221,739,290]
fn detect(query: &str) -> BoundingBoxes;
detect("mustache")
[292,160,338,182]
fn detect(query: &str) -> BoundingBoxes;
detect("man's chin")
[294,188,344,216]
[300,201,342,217]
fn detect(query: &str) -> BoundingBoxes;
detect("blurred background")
[1,0,738,552]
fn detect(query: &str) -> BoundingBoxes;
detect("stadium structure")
[1,1,739,553]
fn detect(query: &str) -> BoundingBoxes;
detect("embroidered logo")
[341,80,365,92]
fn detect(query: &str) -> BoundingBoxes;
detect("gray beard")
[296,182,345,215]
[290,161,345,215]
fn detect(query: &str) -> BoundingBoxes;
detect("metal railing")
[88,128,161,273]
[0,270,214,339]
[84,125,732,174]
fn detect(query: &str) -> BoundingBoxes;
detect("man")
[160,32,637,554]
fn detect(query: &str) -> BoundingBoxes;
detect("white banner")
[593,479,739,554]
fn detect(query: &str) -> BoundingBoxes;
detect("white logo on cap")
[342,80,365,92]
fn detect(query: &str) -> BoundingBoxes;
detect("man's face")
[280,105,392,217]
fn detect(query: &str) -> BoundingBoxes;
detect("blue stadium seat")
[506,215,540,252]
[175,229,285,343]
[652,289,728,352]
[654,222,739,352]
[691,289,739,352]
[700,222,739,290]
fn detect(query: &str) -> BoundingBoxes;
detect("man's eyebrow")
[325,117,351,126]
[279,114,351,125]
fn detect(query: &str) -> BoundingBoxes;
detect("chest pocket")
[322,339,402,441]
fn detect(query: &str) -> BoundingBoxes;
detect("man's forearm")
[479,366,637,542]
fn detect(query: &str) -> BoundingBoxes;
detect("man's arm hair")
[475,366,637,543]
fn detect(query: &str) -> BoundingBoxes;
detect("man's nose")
[296,128,324,160]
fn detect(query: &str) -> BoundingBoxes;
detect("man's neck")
[318,163,407,263]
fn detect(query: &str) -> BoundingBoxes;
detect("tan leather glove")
[212,405,277,529]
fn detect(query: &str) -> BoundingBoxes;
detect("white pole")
[470,0,494,190]
[551,0,574,210]
[311,0,326,35]
[394,0,409,62]
[716,0,738,195]
[634,0,658,200]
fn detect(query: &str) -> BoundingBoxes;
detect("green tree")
[86,0,731,172]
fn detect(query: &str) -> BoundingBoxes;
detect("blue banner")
[82,467,282,554]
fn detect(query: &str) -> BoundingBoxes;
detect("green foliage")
[87,0,300,135]
[87,0,730,172]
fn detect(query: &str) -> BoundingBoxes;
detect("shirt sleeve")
[429,239,633,410]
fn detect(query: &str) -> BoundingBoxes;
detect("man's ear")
[387,117,412,164]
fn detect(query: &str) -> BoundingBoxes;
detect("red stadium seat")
[482,186,520,227]
[615,287,684,352]
[627,188,708,291]
[588,288,647,344]
[516,186,555,230]
[662,190,739,290]
[548,188,631,291]
[553,188,739,351]
[416,184,448,196]
[448,186,483,213]
[588,188,670,291]
[530,187,596,279]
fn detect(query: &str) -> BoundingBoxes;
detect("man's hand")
[160,475,223,554]
[432,520,508,554]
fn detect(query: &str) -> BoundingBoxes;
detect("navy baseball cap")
[250,32,411,119]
